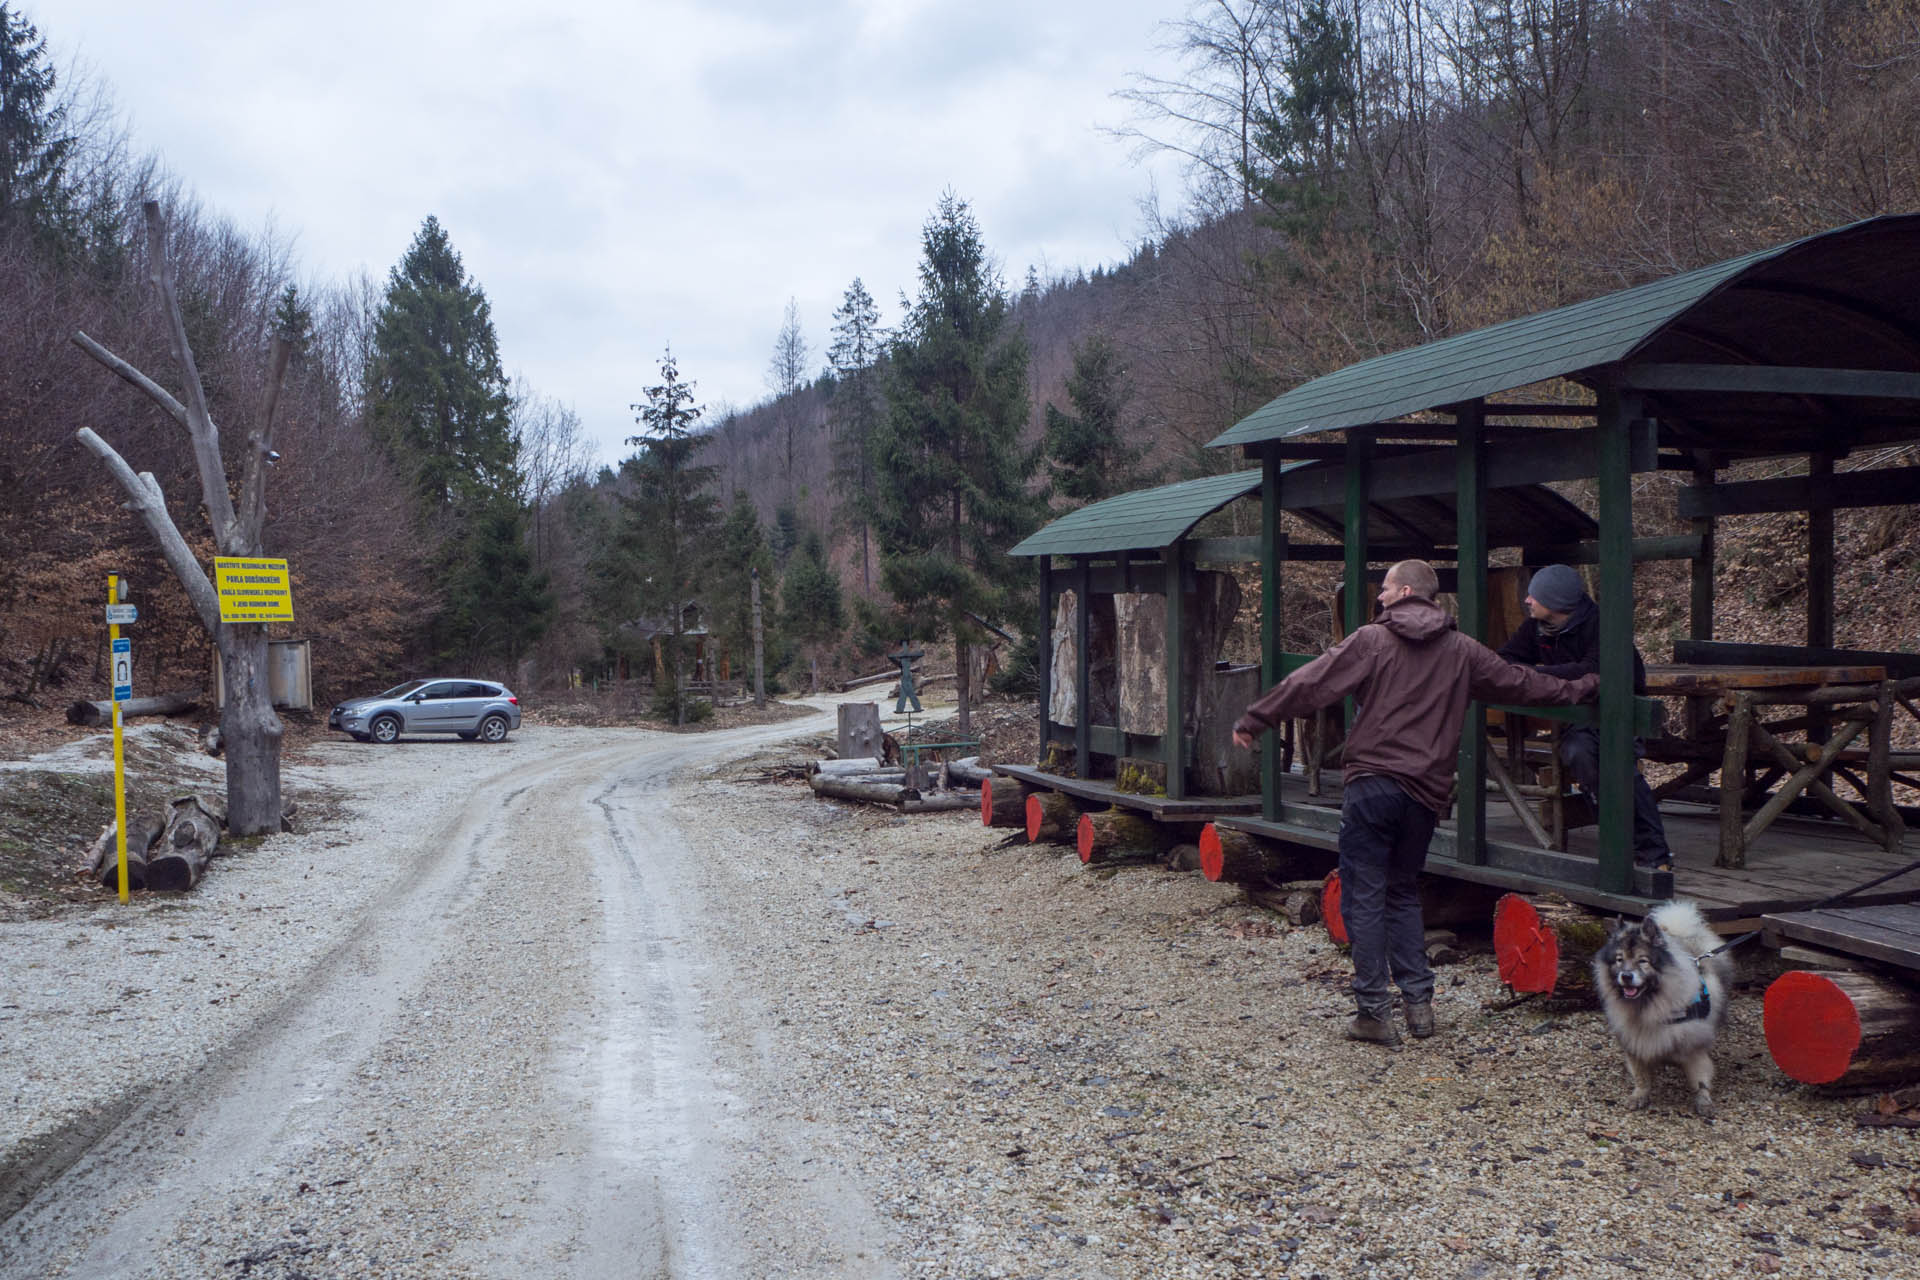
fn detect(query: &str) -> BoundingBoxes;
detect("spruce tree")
[0,3,75,244]
[872,193,1041,736]
[1043,332,1144,506]
[827,277,884,593]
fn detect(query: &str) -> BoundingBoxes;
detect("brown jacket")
[1235,597,1600,814]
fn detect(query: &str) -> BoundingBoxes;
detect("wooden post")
[1870,680,1905,849]
[1164,547,1187,800]
[1261,446,1285,822]
[1688,452,1716,646]
[1807,452,1834,744]
[1593,389,1637,894]
[1454,401,1488,865]
[1074,556,1092,781]
[1037,558,1053,762]
[1719,691,1754,868]
[1341,430,1372,745]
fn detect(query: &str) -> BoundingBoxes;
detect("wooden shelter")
[1205,214,1920,923]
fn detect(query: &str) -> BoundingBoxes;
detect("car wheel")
[370,713,401,744]
[477,714,509,743]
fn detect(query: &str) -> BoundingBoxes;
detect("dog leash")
[1700,854,1920,960]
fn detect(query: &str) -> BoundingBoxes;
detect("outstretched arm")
[1232,630,1375,747]
[1464,638,1599,706]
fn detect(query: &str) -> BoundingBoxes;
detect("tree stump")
[146,794,222,891]
[837,703,885,761]
[981,776,1036,828]
[1077,811,1179,864]
[1026,791,1086,844]
[1764,969,1920,1091]
[1490,893,1611,1002]
[1198,824,1320,884]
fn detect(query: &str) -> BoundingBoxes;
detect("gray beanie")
[1528,564,1586,613]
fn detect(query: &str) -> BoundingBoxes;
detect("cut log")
[1077,810,1181,864]
[899,794,979,814]
[1247,879,1326,926]
[981,776,1036,828]
[1026,790,1091,844]
[86,816,162,890]
[810,775,921,806]
[947,757,994,787]
[1198,825,1323,884]
[837,703,885,761]
[1764,970,1920,1091]
[810,756,890,777]
[1164,842,1202,873]
[146,795,221,891]
[66,687,203,726]
[1490,893,1612,1001]
[1425,929,1463,966]
[1322,872,1508,948]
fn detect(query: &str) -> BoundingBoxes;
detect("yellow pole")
[109,574,129,904]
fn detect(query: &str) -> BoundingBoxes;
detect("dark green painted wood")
[1037,558,1053,761]
[1675,464,1920,517]
[1619,362,1920,399]
[1689,454,1715,642]
[1344,434,1372,636]
[1518,534,1704,565]
[1074,557,1091,779]
[1595,393,1639,894]
[1165,548,1187,801]
[1808,453,1835,648]
[1673,639,1920,680]
[1188,536,1261,565]
[1454,403,1488,865]
[1275,423,1658,510]
[1008,470,1263,557]
[1261,448,1284,822]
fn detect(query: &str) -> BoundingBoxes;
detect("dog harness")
[1669,977,1713,1024]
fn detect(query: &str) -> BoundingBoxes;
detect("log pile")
[82,791,231,892]
[807,753,984,815]
[1076,810,1180,864]
[981,776,1036,828]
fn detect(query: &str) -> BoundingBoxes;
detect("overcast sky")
[41,1,1193,468]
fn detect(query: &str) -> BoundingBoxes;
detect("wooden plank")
[1595,398,1637,895]
[1516,534,1703,565]
[1825,904,1920,939]
[1675,464,1920,518]
[1645,663,1889,693]
[1261,447,1285,823]
[1673,639,1920,680]
[1456,404,1488,866]
[1163,549,1186,802]
[1274,422,1660,510]
[1619,362,1920,400]
[1690,453,1715,643]
[1760,912,1920,972]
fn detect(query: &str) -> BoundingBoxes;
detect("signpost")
[212,556,294,623]
[106,575,132,904]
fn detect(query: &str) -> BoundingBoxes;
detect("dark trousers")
[1337,773,1438,1019]
[1559,724,1671,863]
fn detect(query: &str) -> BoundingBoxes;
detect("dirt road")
[2,706,896,1279]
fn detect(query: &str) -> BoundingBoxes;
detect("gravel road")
[4,698,1919,1279]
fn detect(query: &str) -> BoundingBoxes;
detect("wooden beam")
[1808,453,1835,649]
[1187,536,1260,566]
[1690,453,1716,644]
[1595,389,1638,895]
[1274,422,1659,510]
[1075,556,1091,780]
[1675,464,1920,518]
[1619,362,1920,400]
[1037,557,1052,763]
[1344,433,1371,636]
[1517,534,1704,565]
[1164,548,1186,801]
[1261,446,1285,822]
[1454,402,1488,865]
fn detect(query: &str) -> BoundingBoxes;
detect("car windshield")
[376,680,428,699]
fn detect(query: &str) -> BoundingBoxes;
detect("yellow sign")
[213,557,294,623]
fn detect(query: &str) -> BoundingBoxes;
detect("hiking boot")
[1405,1000,1436,1039]
[1347,1013,1402,1046]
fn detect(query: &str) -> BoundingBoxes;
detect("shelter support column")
[1343,431,1373,636]
[1594,389,1639,895]
[1164,547,1186,800]
[1808,452,1835,743]
[1075,555,1092,780]
[1453,401,1488,863]
[1261,446,1286,821]
[1688,452,1716,644]
[1038,557,1053,761]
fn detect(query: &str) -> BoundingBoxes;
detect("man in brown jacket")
[1232,560,1600,1045]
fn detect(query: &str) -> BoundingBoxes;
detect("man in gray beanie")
[1498,564,1672,870]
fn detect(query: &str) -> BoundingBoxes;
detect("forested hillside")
[5,1,1919,724]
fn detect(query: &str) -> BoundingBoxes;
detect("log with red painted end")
[1026,791,1083,844]
[981,776,1034,828]
[1764,969,1920,1091]
[1077,810,1179,864]
[1490,893,1607,1001]
[1321,870,1348,944]
[1198,824,1311,884]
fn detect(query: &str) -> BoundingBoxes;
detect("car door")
[446,682,495,731]
[409,681,459,732]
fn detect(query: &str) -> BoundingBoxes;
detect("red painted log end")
[1764,970,1862,1085]
[1077,812,1096,863]
[980,778,994,827]
[1198,824,1225,882]
[1322,870,1347,945]
[1025,792,1044,843]
[1492,893,1559,994]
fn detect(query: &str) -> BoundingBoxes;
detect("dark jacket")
[1235,597,1599,814]
[1496,595,1647,694]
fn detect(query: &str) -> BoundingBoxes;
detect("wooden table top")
[1644,663,1889,694]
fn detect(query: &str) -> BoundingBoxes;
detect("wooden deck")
[990,763,1260,823]
[1762,903,1920,972]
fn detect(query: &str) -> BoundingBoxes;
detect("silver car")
[328,679,522,744]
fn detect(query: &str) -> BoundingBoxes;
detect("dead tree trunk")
[86,816,162,890]
[810,775,922,805]
[147,794,222,891]
[72,200,291,837]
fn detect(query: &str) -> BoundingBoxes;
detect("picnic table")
[1641,663,1911,867]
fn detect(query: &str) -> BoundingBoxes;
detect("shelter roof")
[1209,215,1920,455]
[1008,471,1262,557]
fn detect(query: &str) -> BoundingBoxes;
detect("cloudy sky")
[42,0,1194,468]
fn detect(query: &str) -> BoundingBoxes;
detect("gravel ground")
[3,701,1918,1278]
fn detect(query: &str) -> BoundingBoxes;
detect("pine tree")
[365,216,517,512]
[0,3,76,244]
[872,192,1042,736]
[827,277,884,593]
[709,492,775,686]
[620,348,720,724]
[1043,332,1144,505]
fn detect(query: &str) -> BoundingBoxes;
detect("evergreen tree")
[620,347,720,724]
[872,192,1042,736]
[0,3,75,244]
[365,216,517,512]
[709,491,775,686]
[782,529,845,645]
[1043,332,1145,505]
[827,276,884,593]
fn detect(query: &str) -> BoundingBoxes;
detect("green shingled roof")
[1008,470,1263,557]
[1208,237,1796,449]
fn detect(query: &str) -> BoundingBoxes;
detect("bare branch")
[70,330,191,428]
[142,199,240,548]
[74,428,221,631]
[237,335,293,551]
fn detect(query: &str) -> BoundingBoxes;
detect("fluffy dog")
[1592,901,1732,1117]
